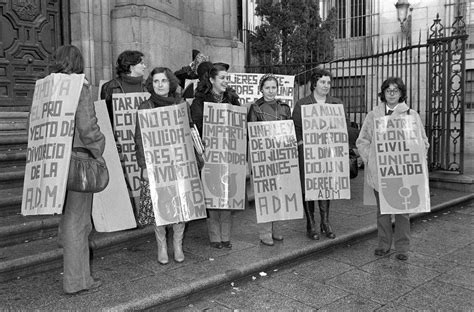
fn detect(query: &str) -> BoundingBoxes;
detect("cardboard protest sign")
[112,92,149,200]
[248,120,304,223]
[138,103,207,226]
[374,115,430,214]
[22,73,84,215]
[227,73,295,108]
[92,100,137,232]
[202,102,247,210]
[302,103,351,200]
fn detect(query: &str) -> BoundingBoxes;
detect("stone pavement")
[1,172,473,311]
[163,201,474,311]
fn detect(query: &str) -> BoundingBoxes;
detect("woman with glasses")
[356,77,429,261]
[247,73,291,246]
[292,68,344,240]
[190,62,240,249]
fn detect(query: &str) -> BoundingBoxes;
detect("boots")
[173,223,185,263]
[319,200,336,239]
[304,201,319,240]
[154,225,169,264]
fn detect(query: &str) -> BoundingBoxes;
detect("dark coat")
[247,97,291,122]
[190,88,240,137]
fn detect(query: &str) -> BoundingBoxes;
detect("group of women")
[53,45,427,294]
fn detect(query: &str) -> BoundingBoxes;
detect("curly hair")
[378,77,407,103]
[145,67,180,97]
[52,45,84,74]
[310,68,332,92]
[195,63,229,95]
[115,50,144,76]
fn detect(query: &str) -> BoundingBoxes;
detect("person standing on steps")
[134,67,190,264]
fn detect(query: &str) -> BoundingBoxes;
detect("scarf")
[149,91,177,108]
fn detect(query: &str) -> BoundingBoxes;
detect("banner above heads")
[227,73,295,108]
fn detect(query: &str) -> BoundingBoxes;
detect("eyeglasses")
[385,88,400,95]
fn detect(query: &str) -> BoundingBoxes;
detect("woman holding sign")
[292,68,344,240]
[356,77,429,261]
[134,67,188,264]
[191,62,240,249]
[248,74,291,246]
[55,45,105,294]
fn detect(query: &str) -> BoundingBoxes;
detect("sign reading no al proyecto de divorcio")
[22,73,84,215]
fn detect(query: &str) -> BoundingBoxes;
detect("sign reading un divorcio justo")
[374,115,430,214]
[22,73,85,215]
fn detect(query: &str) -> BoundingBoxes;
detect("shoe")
[319,201,336,239]
[221,241,232,249]
[272,234,284,241]
[374,248,390,256]
[396,253,408,261]
[306,231,320,240]
[65,279,102,295]
[210,242,223,249]
[260,238,274,246]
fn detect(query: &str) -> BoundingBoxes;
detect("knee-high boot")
[154,225,169,264]
[173,223,185,263]
[319,200,335,239]
[304,201,319,240]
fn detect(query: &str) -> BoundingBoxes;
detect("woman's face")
[130,59,146,77]
[261,79,278,102]
[314,75,331,97]
[152,72,170,96]
[210,70,228,94]
[384,83,401,107]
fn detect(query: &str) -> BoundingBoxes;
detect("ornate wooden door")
[0,0,69,112]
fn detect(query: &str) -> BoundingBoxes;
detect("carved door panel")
[0,0,70,111]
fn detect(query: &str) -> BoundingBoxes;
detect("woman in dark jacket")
[54,45,106,294]
[134,67,187,265]
[100,50,147,126]
[292,68,345,240]
[248,74,291,246]
[190,62,240,249]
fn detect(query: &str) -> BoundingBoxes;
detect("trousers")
[207,210,232,242]
[374,190,410,253]
[59,190,95,293]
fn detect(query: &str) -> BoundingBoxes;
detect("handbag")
[349,148,358,179]
[67,148,109,193]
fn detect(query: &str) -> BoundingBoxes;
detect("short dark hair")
[378,77,407,103]
[52,45,84,74]
[310,68,332,92]
[145,67,180,97]
[115,50,144,76]
[196,63,229,95]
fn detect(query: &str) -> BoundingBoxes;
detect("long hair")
[52,45,84,74]
[378,77,407,103]
[115,50,144,76]
[310,68,332,92]
[145,67,180,98]
[195,63,228,95]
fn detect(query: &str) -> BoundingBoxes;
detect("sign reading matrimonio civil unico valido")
[302,103,351,201]
[374,115,430,214]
